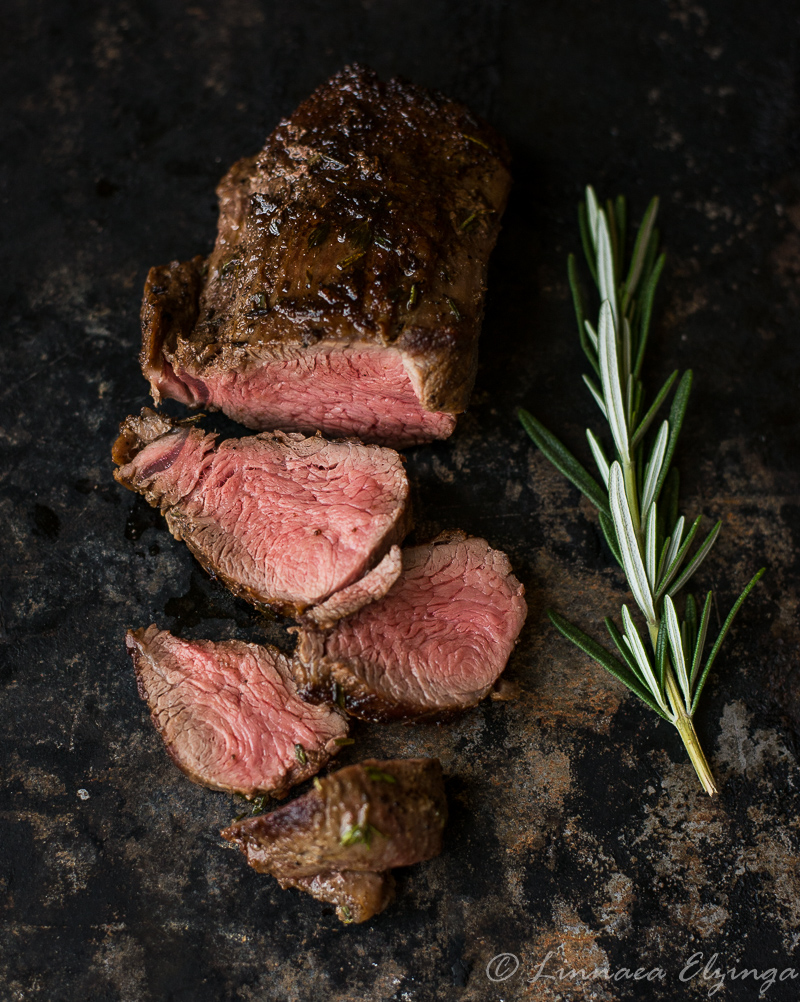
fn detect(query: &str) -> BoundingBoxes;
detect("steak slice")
[222,758,446,923]
[294,533,528,721]
[112,409,410,619]
[126,626,348,798]
[140,65,511,447]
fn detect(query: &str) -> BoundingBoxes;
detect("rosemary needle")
[519,186,765,796]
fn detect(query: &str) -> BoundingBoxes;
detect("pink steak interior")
[166,343,456,447]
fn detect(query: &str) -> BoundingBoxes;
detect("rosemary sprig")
[519,186,765,795]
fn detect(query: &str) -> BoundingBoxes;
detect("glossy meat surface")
[140,65,511,446]
[276,870,395,925]
[222,758,446,922]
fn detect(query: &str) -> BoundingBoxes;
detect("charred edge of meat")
[396,323,481,415]
[140,256,205,404]
[111,407,205,467]
[220,758,448,861]
[277,870,396,924]
[294,653,471,724]
[173,540,312,621]
[330,63,512,166]
[427,527,469,547]
[112,408,176,466]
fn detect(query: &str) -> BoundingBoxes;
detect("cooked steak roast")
[222,758,446,923]
[294,532,528,721]
[140,65,512,447]
[126,627,348,797]
[113,409,410,618]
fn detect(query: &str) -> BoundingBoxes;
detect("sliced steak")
[140,65,511,447]
[113,409,410,619]
[222,758,446,923]
[126,626,349,798]
[294,533,528,721]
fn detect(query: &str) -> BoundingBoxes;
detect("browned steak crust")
[276,870,396,925]
[222,758,446,923]
[141,65,512,444]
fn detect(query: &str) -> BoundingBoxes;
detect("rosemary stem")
[666,670,718,796]
[649,621,718,796]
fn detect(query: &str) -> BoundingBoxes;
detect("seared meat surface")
[277,870,396,925]
[222,758,446,923]
[141,65,511,447]
[112,410,410,618]
[127,627,348,798]
[294,532,528,721]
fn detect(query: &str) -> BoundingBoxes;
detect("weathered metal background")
[2,1,799,999]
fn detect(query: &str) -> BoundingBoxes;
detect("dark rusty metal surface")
[2,2,799,1000]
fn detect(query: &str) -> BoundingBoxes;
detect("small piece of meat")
[112,409,411,619]
[126,626,348,798]
[140,65,511,447]
[294,532,528,721]
[222,758,446,924]
[223,758,447,875]
[277,870,395,925]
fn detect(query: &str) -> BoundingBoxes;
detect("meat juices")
[294,533,528,721]
[222,758,447,923]
[127,627,348,798]
[139,65,512,447]
[113,410,411,619]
